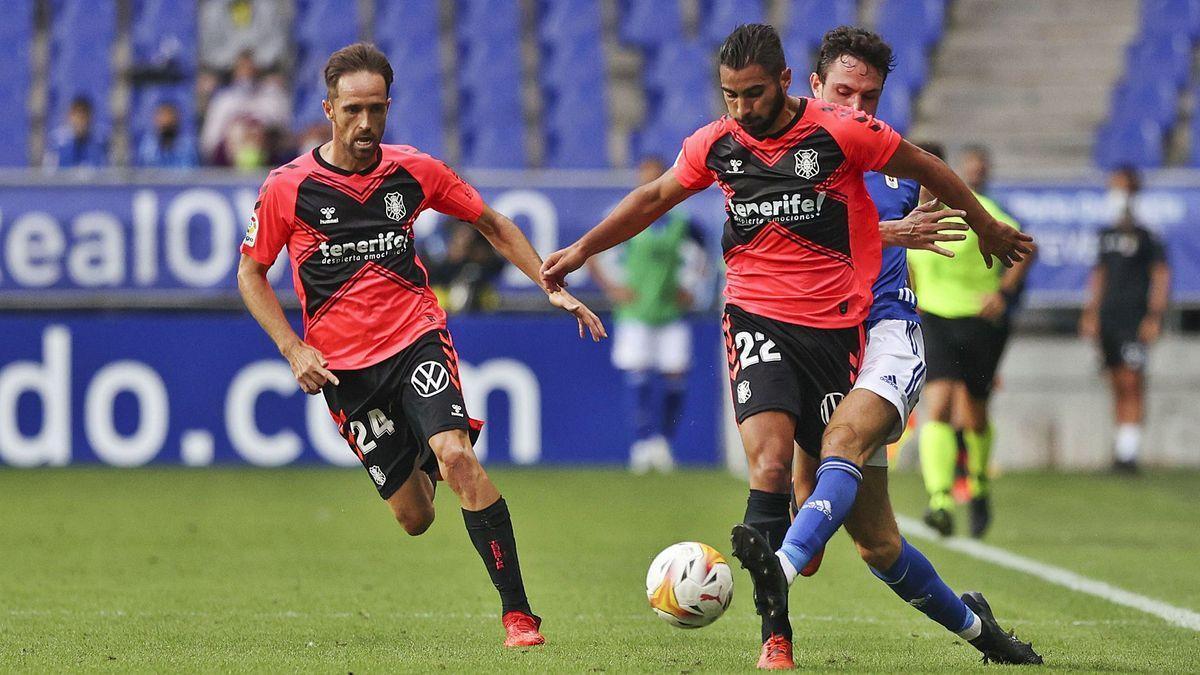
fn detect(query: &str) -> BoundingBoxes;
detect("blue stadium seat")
[540,0,602,44]
[0,0,33,164]
[784,0,858,58]
[1095,119,1164,169]
[132,0,197,72]
[876,0,945,50]
[376,0,444,155]
[544,90,609,168]
[1109,77,1180,130]
[699,0,765,47]
[618,0,684,49]
[461,125,527,168]
[293,0,358,130]
[48,0,116,131]
[1141,0,1200,39]
[457,0,525,167]
[875,85,912,135]
[1125,33,1192,88]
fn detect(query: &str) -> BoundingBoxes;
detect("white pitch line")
[896,515,1200,632]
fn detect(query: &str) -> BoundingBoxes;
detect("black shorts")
[322,328,480,499]
[1099,312,1148,370]
[921,312,1010,400]
[723,304,865,457]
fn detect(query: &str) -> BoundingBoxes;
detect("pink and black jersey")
[673,98,901,329]
[241,144,484,370]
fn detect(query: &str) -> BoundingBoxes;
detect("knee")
[391,504,435,536]
[748,451,792,491]
[856,532,903,571]
[434,442,479,484]
[821,423,867,461]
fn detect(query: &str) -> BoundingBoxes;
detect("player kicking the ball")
[237,43,605,648]
[542,25,1040,670]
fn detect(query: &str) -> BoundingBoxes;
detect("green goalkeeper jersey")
[907,192,1021,319]
[615,210,698,326]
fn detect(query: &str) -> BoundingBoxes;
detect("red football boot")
[502,610,545,647]
[757,633,795,670]
[800,547,824,577]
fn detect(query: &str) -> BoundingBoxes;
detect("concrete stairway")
[910,0,1141,178]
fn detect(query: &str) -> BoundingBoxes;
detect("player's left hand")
[1138,315,1162,343]
[548,288,608,341]
[883,199,968,256]
[540,245,588,291]
[978,292,1007,323]
[974,217,1034,269]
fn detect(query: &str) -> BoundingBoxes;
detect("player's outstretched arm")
[470,205,607,341]
[881,141,1034,268]
[236,254,339,394]
[540,168,697,291]
[880,198,968,257]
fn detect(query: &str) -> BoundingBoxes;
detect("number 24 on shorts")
[349,408,395,455]
[734,331,782,368]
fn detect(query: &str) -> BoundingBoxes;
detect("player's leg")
[959,319,1009,537]
[917,314,962,533]
[774,387,896,582]
[737,411,798,643]
[613,320,658,472]
[723,306,808,667]
[789,448,824,577]
[404,330,544,646]
[656,320,693,468]
[843,468,1042,664]
[1111,364,1145,471]
[384,459,436,536]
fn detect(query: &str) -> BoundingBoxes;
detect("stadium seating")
[376,0,445,156]
[539,0,609,167]
[457,0,526,167]
[130,0,198,142]
[872,0,945,136]
[293,0,358,129]
[47,0,116,133]
[618,0,684,50]
[699,0,766,47]
[782,0,858,71]
[0,0,34,165]
[1095,117,1164,168]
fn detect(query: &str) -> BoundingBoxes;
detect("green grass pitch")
[1,467,1198,672]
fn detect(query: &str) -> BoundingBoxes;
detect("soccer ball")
[645,541,734,628]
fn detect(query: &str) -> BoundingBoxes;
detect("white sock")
[957,611,982,640]
[1115,424,1142,462]
[775,551,798,585]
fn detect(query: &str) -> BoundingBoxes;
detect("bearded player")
[541,25,1039,669]
[237,43,605,648]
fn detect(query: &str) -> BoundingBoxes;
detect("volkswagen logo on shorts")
[411,360,450,397]
[819,392,845,424]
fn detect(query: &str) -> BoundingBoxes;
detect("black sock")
[744,489,793,641]
[661,378,687,438]
[462,497,532,616]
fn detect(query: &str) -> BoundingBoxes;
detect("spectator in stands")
[426,219,506,313]
[586,156,708,473]
[296,122,330,154]
[200,52,291,165]
[135,102,199,168]
[1079,166,1171,474]
[199,0,287,71]
[43,96,107,169]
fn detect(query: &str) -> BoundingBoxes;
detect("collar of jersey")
[312,146,383,176]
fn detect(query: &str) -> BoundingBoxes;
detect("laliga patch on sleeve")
[243,213,259,246]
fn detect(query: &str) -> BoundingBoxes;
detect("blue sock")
[627,371,655,440]
[871,538,980,638]
[661,375,686,438]
[778,457,862,573]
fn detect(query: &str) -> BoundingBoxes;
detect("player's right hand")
[283,341,340,394]
[882,199,968,257]
[974,216,1034,269]
[540,244,588,292]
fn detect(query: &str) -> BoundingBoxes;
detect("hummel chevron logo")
[801,499,833,520]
